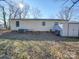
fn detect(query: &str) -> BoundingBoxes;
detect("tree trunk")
[3,7,7,29]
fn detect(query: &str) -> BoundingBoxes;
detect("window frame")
[42,22,46,26]
[54,22,58,25]
[16,21,19,27]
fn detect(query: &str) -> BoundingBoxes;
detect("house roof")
[11,19,68,21]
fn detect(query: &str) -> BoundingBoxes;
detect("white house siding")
[61,22,69,36]
[10,20,64,31]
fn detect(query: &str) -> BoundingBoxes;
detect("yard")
[0,30,79,59]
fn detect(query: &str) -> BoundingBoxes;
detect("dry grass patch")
[0,40,78,59]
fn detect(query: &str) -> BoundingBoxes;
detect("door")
[69,24,78,37]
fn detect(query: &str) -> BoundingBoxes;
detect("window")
[42,22,45,26]
[54,22,58,25]
[16,21,19,27]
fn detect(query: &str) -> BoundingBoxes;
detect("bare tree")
[6,0,19,29]
[58,0,79,10]
[30,8,42,18]
[58,7,73,20]
[22,4,30,18]
[53,0,79,10]
[65,0,79,10]
[0,4,7,29]
[9,2,30,19]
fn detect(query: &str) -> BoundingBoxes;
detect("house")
[62,21,79,37]
[10,19,79,37]
[10,19,66,32]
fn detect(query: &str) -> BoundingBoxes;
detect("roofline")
[11,19,69,21]
[68,22,79,24]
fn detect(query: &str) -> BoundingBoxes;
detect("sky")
[23,0,79,21]
[0,0,79,21]
[0,0,64,19]
[24,0,63,18]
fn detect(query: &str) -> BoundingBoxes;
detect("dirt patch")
[0,30,63,41]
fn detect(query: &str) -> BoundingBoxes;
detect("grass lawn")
[0,39,79,59]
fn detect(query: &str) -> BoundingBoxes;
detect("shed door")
[69,24,78,37]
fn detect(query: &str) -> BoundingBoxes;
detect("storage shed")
[62,21,79,37]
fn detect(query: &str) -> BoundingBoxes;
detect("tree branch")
[69,0,79,10]
[63,0,69,5]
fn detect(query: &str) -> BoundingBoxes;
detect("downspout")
[9,13,11,29]
[67,23,69,36]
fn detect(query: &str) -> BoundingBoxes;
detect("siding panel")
[10,20,64,31]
